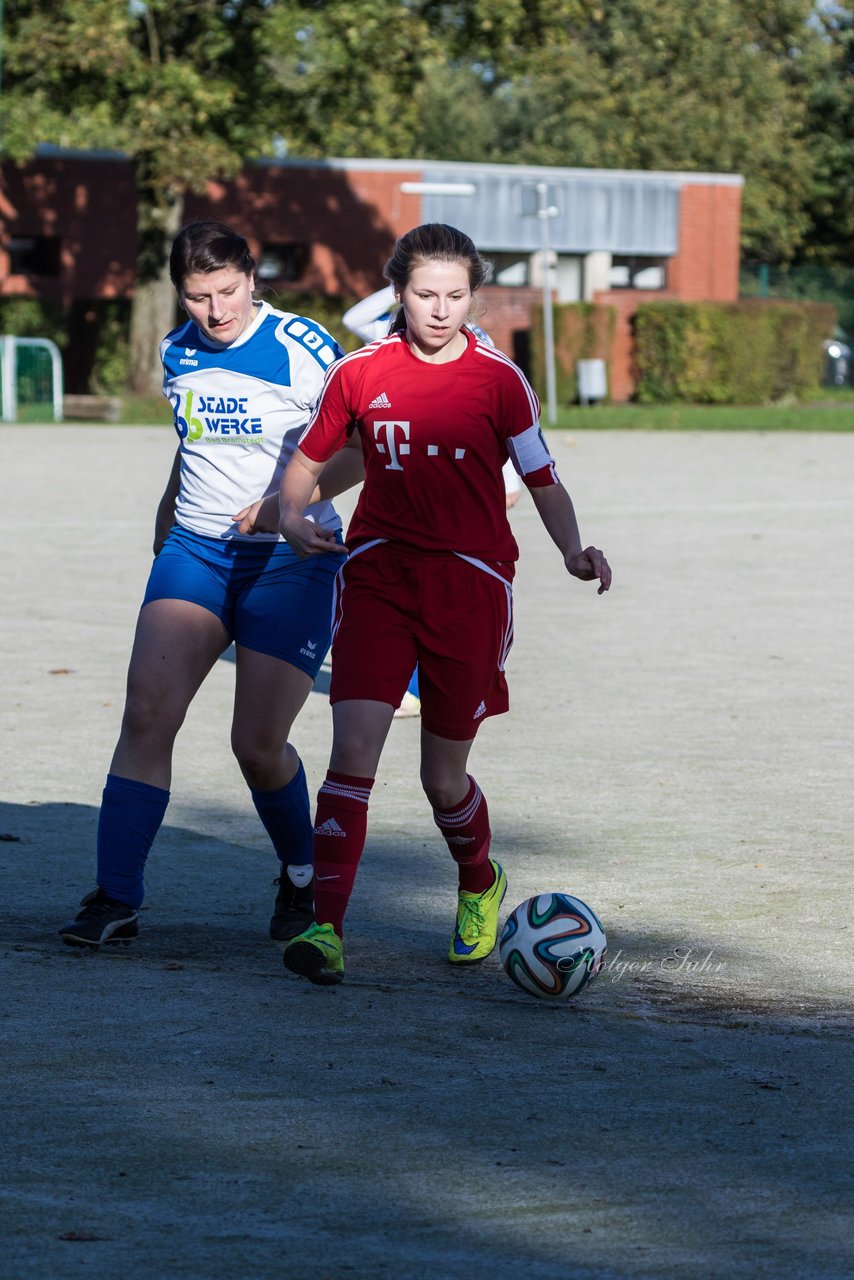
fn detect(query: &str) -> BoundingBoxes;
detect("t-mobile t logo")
[374,420,411,471]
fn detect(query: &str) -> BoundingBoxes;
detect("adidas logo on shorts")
[314,817,347,838]
[472,701,487,720]
[368,391,392,409]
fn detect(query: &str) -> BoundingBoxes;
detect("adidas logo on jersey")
[368,392,392,409]
[472,701,487,719]
[314,817,347,837]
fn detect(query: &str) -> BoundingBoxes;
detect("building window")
[489,254,530,287]
[256,242,309,283]
[8,235,62,277]
[609,256,667,290]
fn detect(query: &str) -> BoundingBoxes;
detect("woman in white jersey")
[277,223,611,985]
[59,221,348,950]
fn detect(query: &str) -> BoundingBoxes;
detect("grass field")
[16,384,850,429]
[553,392,854,432]
[108,390,854,431]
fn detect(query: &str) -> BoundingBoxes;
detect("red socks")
[311,771,493,934]
[311,771,374,935]
[433,775,494,894]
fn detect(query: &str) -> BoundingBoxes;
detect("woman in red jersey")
[278,223,611,985]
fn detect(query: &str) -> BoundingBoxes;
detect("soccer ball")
[499,893,607,1001]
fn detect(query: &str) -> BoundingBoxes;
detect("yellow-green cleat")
[449,859,507,964]
[283,922,344,986]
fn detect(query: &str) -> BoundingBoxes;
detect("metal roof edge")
[26,146,743,187]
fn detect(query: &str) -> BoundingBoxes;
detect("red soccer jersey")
[299,328,559,561]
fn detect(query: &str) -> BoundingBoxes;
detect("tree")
[799,6,854,265]
[2,0,282,392]
[414,0,823,264]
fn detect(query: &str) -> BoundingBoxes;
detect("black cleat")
[270,870,313,941]
[59,888,139,948]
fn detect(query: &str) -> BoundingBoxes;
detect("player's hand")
[234,496,279,536]
[566,546,612,594]
[280,512,349,559]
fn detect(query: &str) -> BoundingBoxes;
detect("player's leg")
[421,729,506,964]
[59,597,229,946]
[283,547,414,984]
[231,646,315,940]
[281,699,394,984]
[416,555,514,963]
[230,540,340,941]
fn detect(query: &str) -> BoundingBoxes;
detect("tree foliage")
[413,0,825,263]
[800,6,854,265]
[1,0,852,390]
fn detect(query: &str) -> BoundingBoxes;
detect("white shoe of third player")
[393,692,421,719]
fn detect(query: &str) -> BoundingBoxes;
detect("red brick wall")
[0,156,137,306]
[186,165,424,296]
[668,182,741,301]
[476,285,544,361]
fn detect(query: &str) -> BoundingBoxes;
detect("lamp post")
[536,182,559,426]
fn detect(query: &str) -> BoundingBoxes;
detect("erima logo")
[369,391,392,409]
[299,639,319,658]
[314,818,346,837]
[473,701,487,719]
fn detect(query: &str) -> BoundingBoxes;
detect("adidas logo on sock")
[314,817,347,837]
[472,701,487,719]
[447,835,477,845]
[368,391,392,409]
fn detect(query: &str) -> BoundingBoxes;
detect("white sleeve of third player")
[341,285,398,344]
[502,458,522,494]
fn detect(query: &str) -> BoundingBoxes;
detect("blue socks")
[96,773,170,908]
[251,758,313,873]
[95,762,311,911]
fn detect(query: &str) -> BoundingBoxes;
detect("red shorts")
[329,540,515,741]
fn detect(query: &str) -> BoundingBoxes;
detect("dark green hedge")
[634,300,836,404]
[529,302,616,404]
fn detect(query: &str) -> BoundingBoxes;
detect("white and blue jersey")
[161,300,344,541]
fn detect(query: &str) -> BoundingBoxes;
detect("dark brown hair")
[169,221,256,289]
[383,224,491,333]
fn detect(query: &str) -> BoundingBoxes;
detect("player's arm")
[234,439,364,535]
[153,448,181,555]
[312,434,365,500]
[279,448,349,558]
[341,285,397,343]
[530,484,611,594]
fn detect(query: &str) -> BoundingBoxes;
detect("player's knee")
[231,730,282,782]
[120,690,182,744]
[420,770,465,812]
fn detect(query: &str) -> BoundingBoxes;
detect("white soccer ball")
[499,893,607,1001]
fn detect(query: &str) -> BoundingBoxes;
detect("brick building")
[0,149,743,401]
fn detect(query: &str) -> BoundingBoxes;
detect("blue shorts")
[143,525,342,677]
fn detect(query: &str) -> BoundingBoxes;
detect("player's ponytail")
[170,221,256,288]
